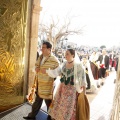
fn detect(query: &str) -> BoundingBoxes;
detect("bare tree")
[38,16,84,49]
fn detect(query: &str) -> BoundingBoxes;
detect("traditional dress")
[97,55,109,79]
[48,62,88,120]
[109,53,116,71]
[81,58,97,93]
[89,52,99,80]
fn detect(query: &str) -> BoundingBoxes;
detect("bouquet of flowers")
[26,75,38,104]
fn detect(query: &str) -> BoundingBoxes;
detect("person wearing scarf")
[47,48,90,120]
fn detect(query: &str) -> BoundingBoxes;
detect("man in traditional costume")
[97,49,109,87]
[23,41,59,120]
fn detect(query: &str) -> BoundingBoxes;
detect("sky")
[40,0,120,48]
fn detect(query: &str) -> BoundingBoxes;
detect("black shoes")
[23,116,36,120]
[47,115,52,120]
[97,85,100,88]
[101,82,104,86]
[86,87,90,90]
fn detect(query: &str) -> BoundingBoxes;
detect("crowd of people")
[79,49,119,92]
[23,41,119,120]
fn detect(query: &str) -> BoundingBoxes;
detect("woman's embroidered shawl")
[45,61,86,93]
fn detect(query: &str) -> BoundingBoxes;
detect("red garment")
[100,64,105,68]
[109,59,116,67]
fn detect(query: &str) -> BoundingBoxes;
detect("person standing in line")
[89,51,99,80]
[114,54,119,83]
[23,41,59,120]
[48,48,90,120]
[97,49,109,87]
[89,51,99,88]
[81,55,97,93]
[109,51,116,71]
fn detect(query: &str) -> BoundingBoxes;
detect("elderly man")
[23,41,59,120]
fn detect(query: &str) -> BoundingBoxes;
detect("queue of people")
[23,41,118,120]
[79,49,119,93]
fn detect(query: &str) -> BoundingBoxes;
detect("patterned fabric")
[35,54,59,99]
[48,83,77,120]
[61,62,86,90]
[48,63,86,120]
[60,66,74,85]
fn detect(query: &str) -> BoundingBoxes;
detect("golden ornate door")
[0,0,28,112]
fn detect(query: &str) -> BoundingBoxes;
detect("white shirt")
[40,56,46,65]
[102,55,105,64]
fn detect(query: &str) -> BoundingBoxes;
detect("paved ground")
[89,70,116,120]
[0,103,48,120]
[0,70,116,120]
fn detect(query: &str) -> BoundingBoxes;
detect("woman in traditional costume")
[47,48,90,120]
[81,55,97,93]
[109,51,116,71]
[89,52,99,80]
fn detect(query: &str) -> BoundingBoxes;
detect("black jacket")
[97,55,109,70]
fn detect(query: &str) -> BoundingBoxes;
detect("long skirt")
[90,62,99,80]
[109,59,116,67]
[48,83,77,120]
[98,68,106,78]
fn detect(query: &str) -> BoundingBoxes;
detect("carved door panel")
[0,0,28,112]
